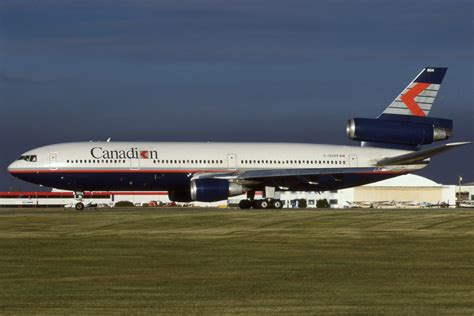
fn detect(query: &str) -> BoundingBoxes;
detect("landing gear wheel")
[257,199,269,209]
[272,199,283,209]
[75,202,85,211]
[238,199,252,209]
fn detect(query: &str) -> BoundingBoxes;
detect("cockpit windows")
[17,155,37,162]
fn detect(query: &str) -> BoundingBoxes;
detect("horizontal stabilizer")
[376,142,470,166]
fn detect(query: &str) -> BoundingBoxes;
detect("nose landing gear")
[74,191,85,211]
[75,202,85,211]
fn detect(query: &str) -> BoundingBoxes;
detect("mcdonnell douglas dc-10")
[8,67,469,210]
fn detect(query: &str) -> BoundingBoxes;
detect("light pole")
[457,175,463,207]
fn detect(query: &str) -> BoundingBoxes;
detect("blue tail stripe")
[414,67,447,84]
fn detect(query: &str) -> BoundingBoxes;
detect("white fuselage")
[7,142,425,193]
[8,141,420,172]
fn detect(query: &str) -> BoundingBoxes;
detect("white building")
[327,174,456,208]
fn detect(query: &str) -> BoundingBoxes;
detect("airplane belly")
[13,171,191,192]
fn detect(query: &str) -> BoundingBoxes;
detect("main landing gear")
[238,198,284,209]
[238,187,284,210]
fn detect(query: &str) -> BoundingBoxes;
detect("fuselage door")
[49,152,58,170]
[130,158,140,170]
[348,155,358,167]
[227,154,237,170]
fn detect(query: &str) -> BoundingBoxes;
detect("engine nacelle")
[169,179,246,203]
[191,178,245,202]
[346,115,452,146]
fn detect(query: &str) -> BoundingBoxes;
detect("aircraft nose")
[7,161,17,174]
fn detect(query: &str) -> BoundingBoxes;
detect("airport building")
[0,174,466,209]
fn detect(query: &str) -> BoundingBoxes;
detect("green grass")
[0,208,473,315]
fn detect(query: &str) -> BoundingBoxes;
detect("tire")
[238,199,252,209]
[273,199,283,209]
[258,200,269,209]
[298,199,307,208]
[75,202,85,211]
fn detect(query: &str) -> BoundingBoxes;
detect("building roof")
[365,174,441,187]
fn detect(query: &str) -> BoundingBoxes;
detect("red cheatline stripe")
[10,169,404,175]
[10,169,228,174]
[400,82,430,116]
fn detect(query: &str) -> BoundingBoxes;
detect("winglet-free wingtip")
[446,141,471,147]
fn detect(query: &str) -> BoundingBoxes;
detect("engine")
[169,179,246,202]
[346,115,452,146]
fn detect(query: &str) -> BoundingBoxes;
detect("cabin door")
[130,158,140,170]
[49,152,58,170]
[348,155,358,167]
[227,154,237,169]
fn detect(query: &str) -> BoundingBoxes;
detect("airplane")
[7,67,469,210]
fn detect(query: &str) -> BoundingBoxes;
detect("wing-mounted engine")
[169,178,247,202]
[346,114,453,146]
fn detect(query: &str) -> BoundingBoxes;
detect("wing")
[192,167,389,190]
[376,142,470,166]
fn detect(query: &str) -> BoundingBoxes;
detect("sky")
[0,0,472,191]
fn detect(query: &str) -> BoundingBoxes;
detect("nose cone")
[7,161,17,174]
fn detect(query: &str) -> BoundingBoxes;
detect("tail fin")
[380,67,447,117]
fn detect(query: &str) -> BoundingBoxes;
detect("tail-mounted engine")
[346,114,452,146]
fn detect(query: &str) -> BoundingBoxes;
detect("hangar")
[319,174,456,208]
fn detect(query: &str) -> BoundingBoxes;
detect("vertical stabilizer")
[380,67,447,117]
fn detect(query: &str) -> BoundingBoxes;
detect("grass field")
[0,208,473,314]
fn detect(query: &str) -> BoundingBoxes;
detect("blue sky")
[0,0,472,190]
